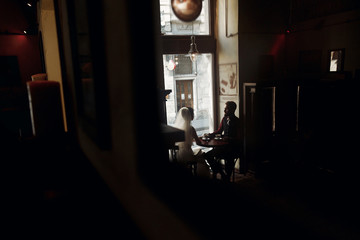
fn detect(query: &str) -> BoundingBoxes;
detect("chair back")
[26,80,64,138]
[31,73,47,81]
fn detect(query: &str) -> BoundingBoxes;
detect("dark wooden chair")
[231,158,239,182]
[31,73,47,81]
[219,156,239,182]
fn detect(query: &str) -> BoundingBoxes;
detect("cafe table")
[197,136,230,148]
[197,136,239,181]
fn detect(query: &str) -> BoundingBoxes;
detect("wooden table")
[197,137,240,181]
[197,137,230,148]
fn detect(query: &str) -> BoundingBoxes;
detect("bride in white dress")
[173,107,210,177]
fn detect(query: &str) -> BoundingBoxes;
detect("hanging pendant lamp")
[188,35,199,63]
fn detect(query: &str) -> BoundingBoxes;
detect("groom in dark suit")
[204,101,242,181]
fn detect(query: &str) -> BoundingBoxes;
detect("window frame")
[160,0,217,128]
[161,0,216,54]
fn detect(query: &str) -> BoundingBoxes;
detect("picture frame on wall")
[328,48,345,72]
[219,63,237,96]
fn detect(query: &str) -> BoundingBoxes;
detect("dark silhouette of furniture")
[26,80,64,138]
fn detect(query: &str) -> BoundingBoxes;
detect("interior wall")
[38,0,67,131]
[238,0,289,84]
[283,8,360,175]
[0,0,42,137]
[0,0,42,85]
[216,0,240,120]
[286,9,360,78]
[0,35,42,85]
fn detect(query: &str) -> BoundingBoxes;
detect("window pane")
[174,55,193,75]
[159,0,210,35]
[163,53,214,136]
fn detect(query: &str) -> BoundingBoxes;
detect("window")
[174,55,196,75]
[163,53,214,136]
[159,0,210,35]
[160,0,215,136]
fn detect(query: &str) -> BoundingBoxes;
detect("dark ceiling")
[0,0,38,34]
[291,0,360,23]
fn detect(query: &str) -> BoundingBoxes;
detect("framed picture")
[328,48,345,72]
[66,0,111,149]
[219,63,237,96]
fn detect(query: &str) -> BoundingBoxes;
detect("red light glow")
[270,34,285,56]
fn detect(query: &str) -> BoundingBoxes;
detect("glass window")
[174,55,195,75]
[159,0,210,35]
[163,53,214,136]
